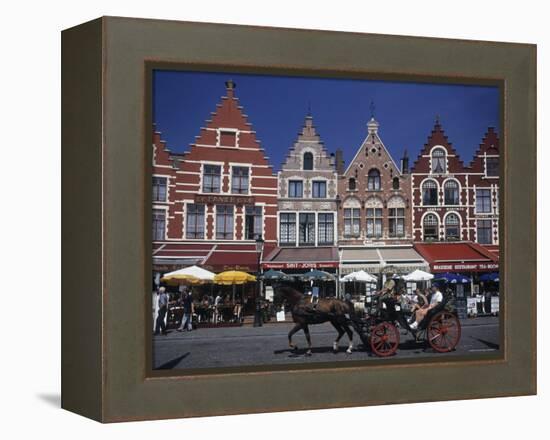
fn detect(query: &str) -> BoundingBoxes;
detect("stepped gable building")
[152,80,278,274]
[410,120,500,246]
[337,116,427,278]
[262,114,339,279]
[468,127,500,247]
[337,116,412,245]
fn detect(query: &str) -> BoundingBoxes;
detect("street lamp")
[254,235,265,327]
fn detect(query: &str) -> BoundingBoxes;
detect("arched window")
[423,213,439,241]
[422,180,438,205]
[444,180,459,205]
[431,148,446,173]
[367,169,381,190]
[303,152,313,170]
[348,177,356,191]
[445,213,460,241]
[392,177,400,190]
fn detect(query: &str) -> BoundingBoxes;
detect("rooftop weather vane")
[369,100,376,119]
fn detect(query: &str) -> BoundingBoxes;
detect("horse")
[275,285,355,356]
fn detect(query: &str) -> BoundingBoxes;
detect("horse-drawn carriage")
[350,289,462,357]
[276,283,461,357]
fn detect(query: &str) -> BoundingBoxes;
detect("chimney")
[225,79,236,98]
[401,149,409,174]
[335,148,345,175]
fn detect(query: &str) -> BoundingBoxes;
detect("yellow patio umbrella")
[161,273,203,285]
[213,270,256,285]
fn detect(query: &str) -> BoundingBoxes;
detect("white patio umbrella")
[402,269,434,282]
[161,265,215,284]
[341,270,377,283]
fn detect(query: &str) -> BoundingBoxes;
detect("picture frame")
[61,16,536,422]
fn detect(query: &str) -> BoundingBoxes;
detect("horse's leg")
[330,320,345,352]
[303,324,312,356]
[341,322,354,354]
[288,323,302,351]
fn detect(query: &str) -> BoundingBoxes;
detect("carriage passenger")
[409,285,443,330]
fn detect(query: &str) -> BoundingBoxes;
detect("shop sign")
[263,261,339,269]
[432,262,499,272]
[194,194,255,205]
[203,264,256,272]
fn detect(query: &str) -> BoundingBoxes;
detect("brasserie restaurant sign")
[432,262,499,272]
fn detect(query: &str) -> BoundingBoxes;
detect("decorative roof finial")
[225,79,236,90]
[370,100,376,119]
[435,114,441,125]
[307,100,312,117]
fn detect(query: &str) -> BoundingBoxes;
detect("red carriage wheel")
[370,322,400,357]
[427,311,461,353]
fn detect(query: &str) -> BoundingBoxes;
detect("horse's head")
[273,284,303,307]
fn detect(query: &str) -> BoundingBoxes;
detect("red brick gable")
[181,82,275,176]
[152,128,177,167]
[469,127,500,171]
[411,121,466,174]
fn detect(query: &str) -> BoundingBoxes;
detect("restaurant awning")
[339,246,429,275]
[153,242,274,273]
[481,244,500,260]
[413,242,499,273]
[262,247,339,270]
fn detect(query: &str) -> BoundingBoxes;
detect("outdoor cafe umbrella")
[161,265,215,285]
[213,270,257,285]
[479,272,500,283]
[340,270,377,298]
[434,272,471,284]
[260,269,293,281]
[340,270,377,283]
[402,269,434,282]
[299,269,336,282]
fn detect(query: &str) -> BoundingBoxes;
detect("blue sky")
[153,70,500,170]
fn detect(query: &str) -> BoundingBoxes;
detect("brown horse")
[275,285,355,356]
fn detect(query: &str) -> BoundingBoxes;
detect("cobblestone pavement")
[152,316,500,370]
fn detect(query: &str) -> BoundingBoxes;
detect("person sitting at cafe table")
[213,291,223,323]
[409,285,443,330]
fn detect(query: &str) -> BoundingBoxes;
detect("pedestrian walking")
[154,286,169,335]
[178,290,194,331]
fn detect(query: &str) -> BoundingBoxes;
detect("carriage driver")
[409,284,443,330]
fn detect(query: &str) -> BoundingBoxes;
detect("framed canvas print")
[62,16,536,422]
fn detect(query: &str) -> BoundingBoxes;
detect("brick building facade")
[410,121,499,246]
[276,114,338,248]
[152,80,278,273]
[337,117,412,245]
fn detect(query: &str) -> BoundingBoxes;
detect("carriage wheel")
[427,311,461,353]
[370,322,400,357]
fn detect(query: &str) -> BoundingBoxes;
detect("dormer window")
[303,152,313,170]
[431,148,446,173]
[486,157,499,177]
[219,129,237,147]
[392,177,400,190]
[367,169,381,191]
